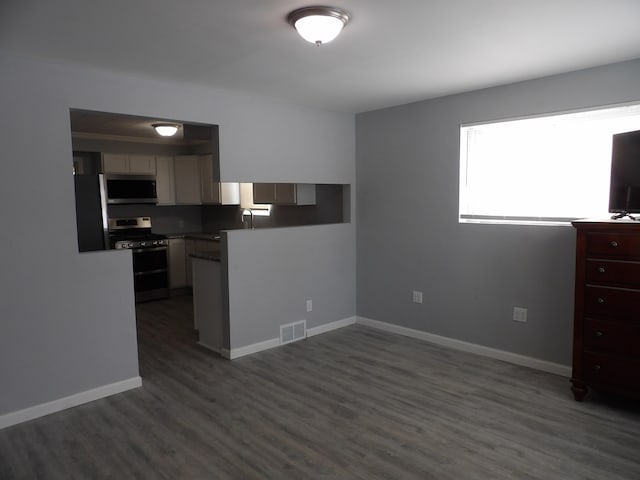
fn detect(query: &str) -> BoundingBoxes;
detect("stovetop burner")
[112,236,168,250]
[108,216,168,249]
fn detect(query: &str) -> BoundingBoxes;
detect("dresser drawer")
[585,285,640,319]
[584,318,640,355]
[583,352,640,391]
[586,232,640,258]
[586,259,640,287]
[572,222,640,401]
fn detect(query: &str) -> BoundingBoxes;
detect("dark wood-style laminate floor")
[2,294,640,479]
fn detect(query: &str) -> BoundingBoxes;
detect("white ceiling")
[2,0,640,113]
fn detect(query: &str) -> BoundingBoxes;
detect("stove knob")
[153,240,158,245]
[141,241,146,247]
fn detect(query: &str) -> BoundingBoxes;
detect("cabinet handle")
[597,267,606,274]
[597,297,605,304]
[595,331,604,337]
[610,241,618,247]
[594,364,601,371]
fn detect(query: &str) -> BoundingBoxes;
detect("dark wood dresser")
[571,220,640,401]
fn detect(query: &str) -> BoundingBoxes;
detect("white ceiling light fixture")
[287,6,351,46]
[152,123,180,137]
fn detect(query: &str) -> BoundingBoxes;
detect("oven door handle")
[134,269,168,276]
[132,246,167,253]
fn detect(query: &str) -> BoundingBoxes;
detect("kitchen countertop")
[165,232,221,241]
[189,250,221,262]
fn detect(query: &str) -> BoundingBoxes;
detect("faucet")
[241,209,254,229]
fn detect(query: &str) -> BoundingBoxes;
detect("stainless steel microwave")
[104,174,157,204]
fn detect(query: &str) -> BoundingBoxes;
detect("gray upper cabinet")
[155,155,176,205]
[102,153,156,174]
[200,155,240,205]
[252,183,316,205]
[174,155,202,205]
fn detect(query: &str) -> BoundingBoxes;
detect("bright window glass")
[459,103,640,225]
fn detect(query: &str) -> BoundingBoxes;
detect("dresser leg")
[571,381,588,402]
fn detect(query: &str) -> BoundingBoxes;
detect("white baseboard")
[227,315,357,360]
[307,316,356,337]
[0,376,142,430]
[227,337,281,360]
[356,316,571,377]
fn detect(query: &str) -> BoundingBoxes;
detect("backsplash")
[107,205,203,234]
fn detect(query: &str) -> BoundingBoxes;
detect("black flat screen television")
[609,129,640,217]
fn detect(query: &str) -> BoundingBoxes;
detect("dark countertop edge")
[190,251,221,262]
[164,232,221,241]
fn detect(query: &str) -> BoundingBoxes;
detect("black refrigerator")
[74,174,109,252]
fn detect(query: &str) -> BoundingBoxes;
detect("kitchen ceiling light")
[152,123,180,137]
[287,6,350,46]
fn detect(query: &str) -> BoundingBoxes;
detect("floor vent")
[280,320,306,345]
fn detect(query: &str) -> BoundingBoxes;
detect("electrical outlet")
[412,291,423,304]
[513,307,527,323]
[306,300,313,312]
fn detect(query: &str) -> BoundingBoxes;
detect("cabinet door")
[252,183,316,205]
[294,184,316,205]
[102,153,129,173]
[168,239,187,288]
[155,156,176,205]
[196,239,220,254]
[275,183,296,204]
[253,183,276,204]
[219,182,240,205]
[174,156,202,205]
[199,155,221,204]
[128,154,156,174]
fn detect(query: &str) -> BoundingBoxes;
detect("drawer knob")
[595,331,604,337]
[597,297,605,304]
[610,241,618,247]
[594,364,601,371]
[597,267,606,274]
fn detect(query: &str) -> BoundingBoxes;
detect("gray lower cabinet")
[168,239,187,289]
[192,257,224,353]
[185,238,220,287]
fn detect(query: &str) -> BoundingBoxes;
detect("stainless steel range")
[109,216,169,303]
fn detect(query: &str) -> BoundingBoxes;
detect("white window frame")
[459,102,640,226]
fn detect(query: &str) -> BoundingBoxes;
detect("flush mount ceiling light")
[287,6,350,46]
[152,123,180,137]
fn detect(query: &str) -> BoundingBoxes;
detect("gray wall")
[0,53,355,417]
[356,58,640,366]
[226,224,355,349]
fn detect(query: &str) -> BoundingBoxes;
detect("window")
[459,103,640,225]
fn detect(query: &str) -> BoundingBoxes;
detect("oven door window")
[134,271,169,293]
[132,248,167,273]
